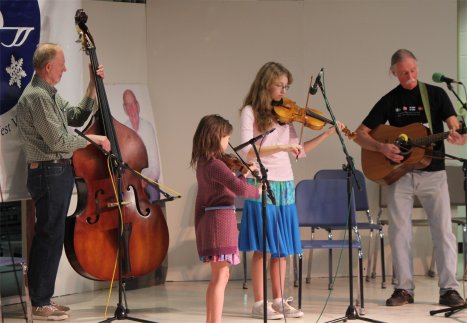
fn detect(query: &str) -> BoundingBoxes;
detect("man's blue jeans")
[26,162,74,307]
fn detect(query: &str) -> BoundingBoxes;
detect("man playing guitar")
[354,49,466,308]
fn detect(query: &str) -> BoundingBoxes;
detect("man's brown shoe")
[50,301,70,314]
[439,290,465,307]
[386,289,414,306]
[32,305,68,321]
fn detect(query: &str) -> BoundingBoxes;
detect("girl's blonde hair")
[241,62,293,132]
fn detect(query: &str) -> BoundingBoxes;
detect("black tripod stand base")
[430,304,467,318]
[325,306,387,323]
[98,304,157,323]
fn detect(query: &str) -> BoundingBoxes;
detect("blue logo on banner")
[0,0,40,115]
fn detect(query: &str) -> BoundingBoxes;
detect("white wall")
[144,0,458,281]
[56,0,460,292]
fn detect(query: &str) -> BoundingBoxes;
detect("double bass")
[64,10,169,281]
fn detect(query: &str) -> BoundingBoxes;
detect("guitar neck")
[412,128,464,146]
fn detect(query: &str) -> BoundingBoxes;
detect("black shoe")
[439,290,465,307]
[386,289,414,306]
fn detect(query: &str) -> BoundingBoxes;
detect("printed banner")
[106,84,164,203]
[0,0,82,201]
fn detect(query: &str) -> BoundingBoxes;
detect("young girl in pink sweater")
[190,114,260,323]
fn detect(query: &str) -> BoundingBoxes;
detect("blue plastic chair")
[313,169,386,288]
[295,179,364,312]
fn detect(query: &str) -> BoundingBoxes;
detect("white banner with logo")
[0,0,82,201]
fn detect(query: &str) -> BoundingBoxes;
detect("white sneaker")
[272,297,304,318]
[251,301,284,320]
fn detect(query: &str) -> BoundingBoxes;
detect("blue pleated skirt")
[238,179,302,258]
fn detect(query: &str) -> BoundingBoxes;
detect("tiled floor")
[3,275,467,322]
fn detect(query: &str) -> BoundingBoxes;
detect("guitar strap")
[418,81,433,133]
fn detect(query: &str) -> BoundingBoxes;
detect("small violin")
[220,153,252,175]
[273,97,356,140]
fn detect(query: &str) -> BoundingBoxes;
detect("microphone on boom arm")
[432,72,463,85]
[309,68,323,95]
[233,128,276,152]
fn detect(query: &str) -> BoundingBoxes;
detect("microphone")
[432,72,463,85]
[394,133,412,155]
[309,68,323,95]
[233,128,276,151]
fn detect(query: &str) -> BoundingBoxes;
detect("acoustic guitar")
[361,123,466,185]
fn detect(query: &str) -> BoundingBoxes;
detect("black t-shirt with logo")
[362,83,456,171]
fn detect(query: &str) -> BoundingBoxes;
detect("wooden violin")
[273,97,356,140]
[220,153,252,175]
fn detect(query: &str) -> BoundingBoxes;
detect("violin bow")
[295,75,314,161]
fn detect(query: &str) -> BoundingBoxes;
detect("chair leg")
[306,248,313,284]
[427,248,436,277]
[371,229,379,279]
[298,254,303,310]
[306,228,313,284]
[358,248,365,315]
[0,280,3,323]
[21,263,33,323]
[328,248,333,290]
[293,254,298,287]
[463,224,467,281]
[379,230,387,289]
[365,229,374,282]
[242,251,248,289]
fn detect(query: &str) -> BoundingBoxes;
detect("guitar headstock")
[75,9,95,53]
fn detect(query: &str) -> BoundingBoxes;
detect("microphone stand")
[75,130,179,323]
[446,82,467,112]
[243,142,276,323]
[429,82,467,319]
[313,74,384,323]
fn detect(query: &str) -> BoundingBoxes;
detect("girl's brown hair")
[190,114,233,168]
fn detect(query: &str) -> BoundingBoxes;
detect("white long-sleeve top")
[239,105,305,181]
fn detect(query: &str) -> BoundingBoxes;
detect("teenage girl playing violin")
[238,61,345,319]
[190,114,261,323]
